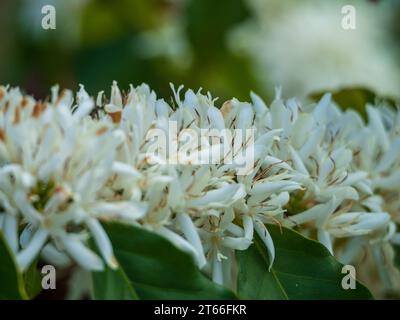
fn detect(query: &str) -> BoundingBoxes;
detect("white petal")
[251,180,300,196]
[367,106,389,150]
[212,255,224,285]
[338,237,365,265]
[376,138,400,172]
[250,91,268,115]
[41,243,71,267]
[263,156,293,171]
[92,202,147,220]
[242,215,254,241]
[188,184,245,208]
[255,129,283,148]
[222,236,251,250]
[86,218,118,269]
[226,223,245,237]
[3,214,18,253]
[59,234,104,271]
[176,213,206,268]
[341,171,368,186]
[207,106,225,130]
[112,162,141,178]
[361,195,383,212]
[20,224,33,249]
[74,85,94,120]
[236,103,254,130]
[373,171,400,190]
[289,146,308,175]
[268,192,290,207]
[317,229,333,254]
[320,186,359,202]
[299,126,324,159]
[254,220,275,270]
[155,226,199,263]
[370,243,392,288]
[313,93,331,124]
[351,213,390,231]
[290,197,339,226]
[17,229,48,271]
[355,181,373,195]
[291,114,315,148]
[110,81,123,108]
[13,190,43,223]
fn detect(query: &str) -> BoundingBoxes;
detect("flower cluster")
[0,82,398,291]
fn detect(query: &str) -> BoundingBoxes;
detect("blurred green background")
[0,0,399,103]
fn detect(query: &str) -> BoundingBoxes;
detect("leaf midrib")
[254,238,289,300]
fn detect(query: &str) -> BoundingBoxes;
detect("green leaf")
[92,222,236,300]
[92,262,139,300]
[186,0,250,59]
[237,224,373,300]
[23,260,43,299]
[309,87,398,121]
[0,232,29,300]
[394,244,400,271]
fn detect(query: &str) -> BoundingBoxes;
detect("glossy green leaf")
[394,244,400,271]
[23,260,43,299]
[92,263,139,300]
[237,224,373,300]
[0,232,29,300]
[92,222,236,300]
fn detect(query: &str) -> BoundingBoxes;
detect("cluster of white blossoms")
[0,82,399,291]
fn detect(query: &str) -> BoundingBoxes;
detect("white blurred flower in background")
[135,21,193,69]
[229,0,400,98]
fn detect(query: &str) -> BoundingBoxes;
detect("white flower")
[229,0,400,98]
[0,85,140,271]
